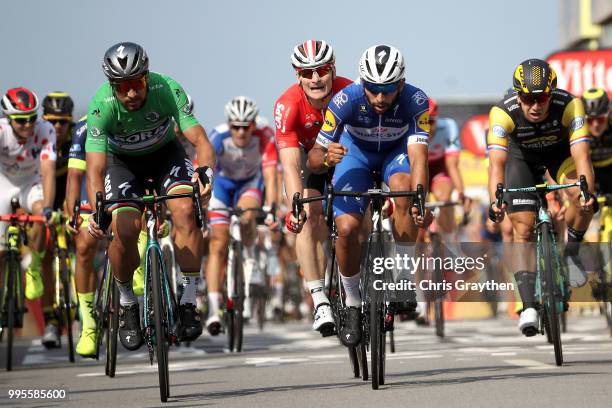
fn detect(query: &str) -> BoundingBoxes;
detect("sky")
[0,0,560,129]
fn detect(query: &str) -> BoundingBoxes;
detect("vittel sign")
[547,49,612,97]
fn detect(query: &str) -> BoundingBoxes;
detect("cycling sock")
[77,292,96,330]
[29,250,45,272]
[340,272,362,308]
[306,279,329,307]
[567,227,585,243]
[43,306,58,326]
[514,271,537,310]
[207,291,222,318]
[115,278,138,306]
[180,275,200,305]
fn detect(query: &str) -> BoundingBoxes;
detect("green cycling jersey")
[85,72,198,156]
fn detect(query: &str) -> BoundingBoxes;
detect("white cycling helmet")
[359,44,405,84]
[225,96,258,126]
[291,40,335,69]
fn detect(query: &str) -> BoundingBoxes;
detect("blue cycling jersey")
[315,82,430,152]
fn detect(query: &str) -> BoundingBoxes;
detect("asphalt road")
[1,315,611,408]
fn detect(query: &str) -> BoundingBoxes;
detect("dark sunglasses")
[363,80,401,95]
[10,114,37,125]
[297,65,332,79]
[230,124,252,131]
[48,118,70,125]
[518,93,551,105]
[111,77,147,94]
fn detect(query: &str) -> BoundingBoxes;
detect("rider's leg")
[431,178,456,241]
[74,215,98,357]
[110,209,142,305]
[204,226,229,334]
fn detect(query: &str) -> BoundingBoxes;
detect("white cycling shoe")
[313,303,335,336]
[518,307,538,337]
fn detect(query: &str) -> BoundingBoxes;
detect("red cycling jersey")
[274,76,353,151]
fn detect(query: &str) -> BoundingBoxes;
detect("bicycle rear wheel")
[150,248,170,402]
[105,279,119,378]
[541,223,563,366]
[432,235,445,338]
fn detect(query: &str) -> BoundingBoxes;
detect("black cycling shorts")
[505,144,573,213]
[104,139,194,212]
[300,147,329,194]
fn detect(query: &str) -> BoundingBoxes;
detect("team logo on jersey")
[182,103,193,115]
[91,108,101,118]
[321,110,336,132]
[359,104,368,113]
[90,127,102,138]
[145,111,160,122]
[570,117,585,131]
[412,91,427,106]
[333,91,348,109]
[416,111,430,133]
[491,125,507,138]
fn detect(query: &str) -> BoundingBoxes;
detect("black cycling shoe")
[118,304,143,351]
[339,307,362,347]
[179,303,203,342]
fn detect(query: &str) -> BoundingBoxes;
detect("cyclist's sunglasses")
[297,65,332,79]
[111,76,147,94]
[587,115,607,125]
[230,123,253,131]
[363,80,401,95]
[518,92,551,105]
[47,118,71,125]
[9,113,37,125]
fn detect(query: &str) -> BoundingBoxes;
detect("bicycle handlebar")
[292,184,426,217]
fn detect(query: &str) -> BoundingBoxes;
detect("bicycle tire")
[541,222,563,366]
[348,345,360,378]
[94,269,106,361]
[106,279,119,378]
[150,248,170,402]
[235,246,245,353]
[5,256,17,371]
[226,309,235,351]
[357,341,368,381]
[432,235,445,338]
[389,329,395,353]
[60,256,75,363]
[256,296,265,332]
[370,300,383,389]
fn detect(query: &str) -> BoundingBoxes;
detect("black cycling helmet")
[512,58,557,94]
[42,92,74,118]
[582,88,610,117]
[102,42,149,81]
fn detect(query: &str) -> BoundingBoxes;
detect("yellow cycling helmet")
[582,88,610,117]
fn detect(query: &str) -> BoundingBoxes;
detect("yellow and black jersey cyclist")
[487,58,597,336]
[582,88,612,195]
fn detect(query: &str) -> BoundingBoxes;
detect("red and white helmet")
[1,87,39,116]
[291,40,335,69]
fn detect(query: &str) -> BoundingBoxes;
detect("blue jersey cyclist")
[308,44,431,346]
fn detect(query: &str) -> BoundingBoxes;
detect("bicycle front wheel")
[106,278,119,378]
[541,222,563,366]
[4,256,18,371]
[150,248,170,402]
[59,256,75,363]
